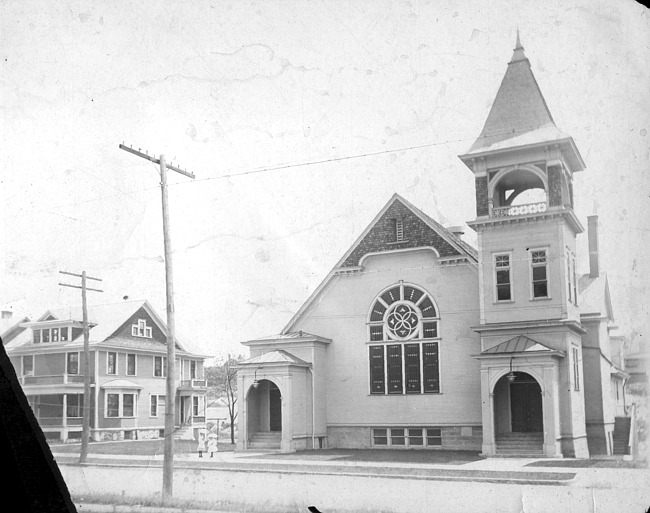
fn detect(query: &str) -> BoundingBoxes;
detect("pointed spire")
[511,28,527,63]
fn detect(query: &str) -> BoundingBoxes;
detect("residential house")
[235,35,635,457]
[6,300,209,442]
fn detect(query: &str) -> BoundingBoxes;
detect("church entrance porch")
[474,335,567,458]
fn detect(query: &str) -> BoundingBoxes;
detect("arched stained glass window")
[368,283,440,395]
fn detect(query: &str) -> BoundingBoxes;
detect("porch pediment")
[477,335,565,358]
[239,349,311,367]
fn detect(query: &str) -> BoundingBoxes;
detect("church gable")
[341,197,462,268]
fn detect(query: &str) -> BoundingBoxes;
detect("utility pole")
[118,144,195,499]
[59,270,103,464]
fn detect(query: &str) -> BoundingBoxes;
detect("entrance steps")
[496,432,544,457]
[248,431,281,450]
[613,417,631,455]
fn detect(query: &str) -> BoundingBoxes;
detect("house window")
[22,355,34,376]
[107,352,117,375]
[530,249,549,298]
[494,253,512,301]
[60,327,69,342]
[572,347,580,391]
[150,395,165,417]
[123,394,135,417]
[34,330,41,344]
[66,352,79,375]
[190,360,197,380]
[131,319,152,338]
[390,428,406,446]
[192,396,200,417]
[42,329,50,343]
[368,283,440,395]
[106,394,120,417]
[154,356,167,377]
[51,328,59,342]
[66,394,83,418]
[126,354,137,376]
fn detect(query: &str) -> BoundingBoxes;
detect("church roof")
[466,34,568,154]
[482,335,556,354]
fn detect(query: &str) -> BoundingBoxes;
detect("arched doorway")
[494,371,543,433]
[494,371,543,454]
[246,379,282,449]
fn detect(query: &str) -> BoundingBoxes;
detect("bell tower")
[460,33,590,458]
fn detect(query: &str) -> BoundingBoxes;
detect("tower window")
[494,253,512,301]
[530,249,549,298]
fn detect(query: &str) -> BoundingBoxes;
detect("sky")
[1,0,649,362]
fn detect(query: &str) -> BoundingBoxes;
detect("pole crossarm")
[60,270,102,282]
[59,283,103,293]
[119,144,196,179]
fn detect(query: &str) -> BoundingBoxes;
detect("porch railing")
[491,202,547,218]
[21,374,87,385]
[37,416,83,427]
[179,379,207,389]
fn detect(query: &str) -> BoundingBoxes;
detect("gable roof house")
[6,300,209,442]
[235,35,634,458]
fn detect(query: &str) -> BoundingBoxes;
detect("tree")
[205,355,241,444]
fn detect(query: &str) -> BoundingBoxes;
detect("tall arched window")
[368,283,440,395]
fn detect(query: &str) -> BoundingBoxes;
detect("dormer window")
[132,319,152,338]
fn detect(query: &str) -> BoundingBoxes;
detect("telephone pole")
[59,270,103,464]
[119,144,195,498]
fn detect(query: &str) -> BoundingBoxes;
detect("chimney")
[1,311,12,320]
[587,215,599,278]
[448,226,465,238]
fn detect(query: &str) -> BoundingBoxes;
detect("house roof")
[578,273,614,321]
[238,350,310,367]
[6,300,192,354]
[482,335,557,354]
[282,193,477,334]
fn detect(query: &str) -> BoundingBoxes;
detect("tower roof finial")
[510,27,526,63]
[515,27,522,49]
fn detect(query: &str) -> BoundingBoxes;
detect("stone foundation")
[327,426,483,450]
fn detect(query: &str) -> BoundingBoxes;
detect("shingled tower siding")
[548,165,563,207]
[475,176,489,217]
[341,199,461,267]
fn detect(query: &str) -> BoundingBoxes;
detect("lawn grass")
[526,458,648,469]
[49,439,235,455]
[245,448,483,464]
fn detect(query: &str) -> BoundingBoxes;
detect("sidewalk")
[52,449,584,486]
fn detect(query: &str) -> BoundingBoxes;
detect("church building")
[235,35,630,458]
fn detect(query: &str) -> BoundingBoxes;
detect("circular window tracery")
[368,283,439,342]
[386,302,419,339]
